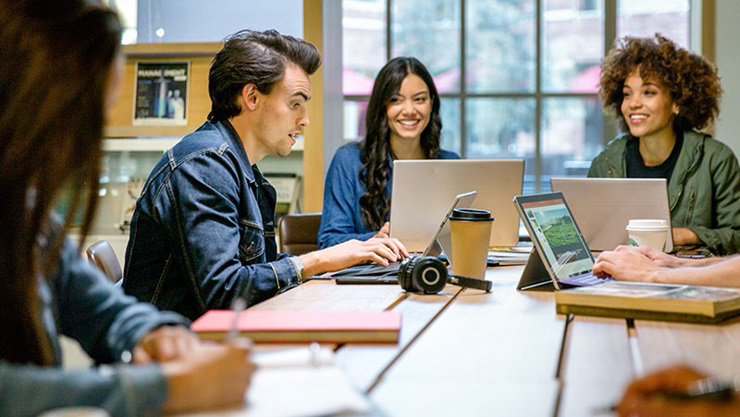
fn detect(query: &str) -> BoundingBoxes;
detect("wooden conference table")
[247,264,740,417]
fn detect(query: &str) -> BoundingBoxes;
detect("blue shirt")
[0,234,188,417]
[319,142,460,248]
[123,121,301,321]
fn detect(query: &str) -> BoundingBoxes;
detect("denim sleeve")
[0,361,166,417]
[162,152,299,310]
[56,239,190,363]
[318,147,377,248]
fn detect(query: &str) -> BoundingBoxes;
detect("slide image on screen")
[522,200,593,279]
[533,208,584,261]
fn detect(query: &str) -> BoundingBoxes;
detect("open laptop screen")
[390,159,524,251]
[331,191,476,281]
[550,178,673,252]
[514,193,594,283]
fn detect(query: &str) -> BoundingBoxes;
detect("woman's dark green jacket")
[588,130,740,255]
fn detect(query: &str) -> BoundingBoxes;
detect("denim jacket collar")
[216,120,257,186]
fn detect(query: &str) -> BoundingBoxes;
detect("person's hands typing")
[299,237,409,277]
[633,245,690,268]
[592,246,664,282]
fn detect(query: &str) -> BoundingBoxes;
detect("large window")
[342,0,691,192]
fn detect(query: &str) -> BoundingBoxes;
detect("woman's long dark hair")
[360,57,442,229]
[0,0,122,365]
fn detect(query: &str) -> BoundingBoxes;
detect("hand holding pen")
[612,365,739,417]
[126,281,256,413]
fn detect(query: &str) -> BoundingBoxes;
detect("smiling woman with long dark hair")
[319,57,460,249]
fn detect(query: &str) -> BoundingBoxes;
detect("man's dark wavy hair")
[359,57,442,229]
[207,29,322,122]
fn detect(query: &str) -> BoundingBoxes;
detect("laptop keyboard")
[330,262,401,277]
[561,273,611,286]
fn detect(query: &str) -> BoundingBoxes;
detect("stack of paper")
[488,246,532,265]
[180,347,372,417]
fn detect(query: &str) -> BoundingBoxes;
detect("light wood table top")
[246,264,740,416]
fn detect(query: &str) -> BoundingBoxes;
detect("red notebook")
[191,310,401,344]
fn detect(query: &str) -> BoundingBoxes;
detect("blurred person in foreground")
[617,365,740,417]
[0,1,253,415]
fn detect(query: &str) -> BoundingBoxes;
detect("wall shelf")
[102,136,304,152]
[122,43,222,58]
[103,137,180,152]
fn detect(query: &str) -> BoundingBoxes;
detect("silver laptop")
[550,178,673,252]
[332,191,476,282]
[390,159,525,252]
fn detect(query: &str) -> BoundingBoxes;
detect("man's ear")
[241,84,259,111]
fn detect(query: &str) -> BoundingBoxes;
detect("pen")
[228,297,246,342]
[228,277,254,342]
[309,342,321,367]
[592,377,737,415]
[671,377,736,401]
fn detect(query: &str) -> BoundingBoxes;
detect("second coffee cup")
[449,208,494,280]
[626,219,669,252]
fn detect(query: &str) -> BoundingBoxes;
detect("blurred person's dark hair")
[0,0,122,365]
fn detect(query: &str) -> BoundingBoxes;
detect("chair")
[277,213,322,256]
[86,240,123,283]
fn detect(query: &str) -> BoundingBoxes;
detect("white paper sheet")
[180,347,372,417]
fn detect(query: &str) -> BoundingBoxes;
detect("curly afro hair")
[600,34,722,133]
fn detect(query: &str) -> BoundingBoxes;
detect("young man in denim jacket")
[123,30,407,320]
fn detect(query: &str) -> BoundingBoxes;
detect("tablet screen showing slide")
[514,193,603,288]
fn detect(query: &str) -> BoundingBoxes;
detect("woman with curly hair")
[318,57,460,248]
[589,34,739,255]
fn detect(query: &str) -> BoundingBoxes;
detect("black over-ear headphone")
[398,256,492,294]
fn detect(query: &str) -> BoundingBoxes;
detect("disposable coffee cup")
[626,219,669,252]
[449,208,494,280]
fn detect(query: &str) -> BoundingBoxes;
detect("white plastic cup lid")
[626,219,669,230]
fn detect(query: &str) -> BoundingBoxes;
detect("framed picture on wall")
[133,62,189,126]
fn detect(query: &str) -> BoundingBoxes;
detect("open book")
[191,310,401,343]
[555,281,740,323]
